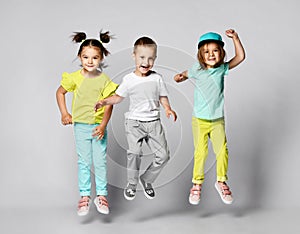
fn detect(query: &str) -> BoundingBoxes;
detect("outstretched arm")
[94,94,124,111]
[226,29,245,70]
[56,85,72,125]
[174,70,188,83]
[160,96,177,122]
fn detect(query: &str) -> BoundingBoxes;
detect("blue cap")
[198,32,224,48]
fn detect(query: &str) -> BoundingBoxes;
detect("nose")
[88,58,93,64]
[141,58,148,65]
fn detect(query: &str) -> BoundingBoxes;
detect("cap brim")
[198,39,224,49]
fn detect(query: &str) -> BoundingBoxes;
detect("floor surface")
[2,187,299,234]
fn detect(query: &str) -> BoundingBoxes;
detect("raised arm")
[174,70,188,83]
[94,94,124,111]
[226,29,245,70]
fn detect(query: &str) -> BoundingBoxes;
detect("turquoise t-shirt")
[188,63,229,120]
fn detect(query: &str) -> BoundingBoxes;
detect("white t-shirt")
[116,71,169,121]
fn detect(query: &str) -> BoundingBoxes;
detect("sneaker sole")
[214,182,233,205]
[94,198,110,215]
[189,196,200,205]
[77,210,89,216]
[139,179,155,200]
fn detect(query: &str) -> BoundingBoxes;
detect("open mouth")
[140,65,150,69]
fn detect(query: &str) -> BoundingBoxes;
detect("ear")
[132,52,136,60]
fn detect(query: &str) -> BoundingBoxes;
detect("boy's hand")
[61,113,73,125]
[166,109,177,122]
[94,100,105,111]
[92,124,105,140]
[225,29,238,38]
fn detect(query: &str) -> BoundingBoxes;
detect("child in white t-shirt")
[95,36,177,200]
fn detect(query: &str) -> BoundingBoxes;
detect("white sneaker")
[189,184,201,205]
[94,196,110,215]
[215,182,233,204]
[77,196,90,216]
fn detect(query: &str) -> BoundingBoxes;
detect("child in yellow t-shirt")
[56,30,118,216]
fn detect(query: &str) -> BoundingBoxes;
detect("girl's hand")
[166,109,177,122]
[225,29,238,38]
[174,73,187,83]
[61,113,73,125]
[174,71,188,83]
[92,125,105,140]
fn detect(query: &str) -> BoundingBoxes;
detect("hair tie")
[81,39,85,43]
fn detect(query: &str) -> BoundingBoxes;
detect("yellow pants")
[192,117,229,184]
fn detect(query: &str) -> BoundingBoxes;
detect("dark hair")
[71,30,112,58]
[133,36,157,52]
[197,42,226,69]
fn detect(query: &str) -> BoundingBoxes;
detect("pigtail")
[72,30,113,58]
[72,32,87,43]
[99,30,113,57]
[100,30,111,44]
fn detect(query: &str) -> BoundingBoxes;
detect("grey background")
[0,0,299,233]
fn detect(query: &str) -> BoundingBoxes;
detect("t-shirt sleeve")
[61,72,76,92]
[187,63,200,79]
[159,76,169,96]
[223,62,229,76]
[102,80,119,99]
[115,78,128,97]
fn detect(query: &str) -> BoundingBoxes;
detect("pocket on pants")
[125,119,140,134]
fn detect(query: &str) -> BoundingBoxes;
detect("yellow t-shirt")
[61,70,118,124]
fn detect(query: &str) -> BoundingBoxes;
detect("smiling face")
[132,45,157,77]
[198,42,225,69]
[79,46,103,77]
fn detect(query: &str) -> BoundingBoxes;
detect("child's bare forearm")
[56,86,68,115]
[100,105,113,128]
[104,95,124,105]
[95,94,124,111]
[160,96,171,110]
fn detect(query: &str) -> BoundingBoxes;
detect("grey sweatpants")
[125,118,170,185]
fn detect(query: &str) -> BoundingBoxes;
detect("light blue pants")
[74,123,108,197]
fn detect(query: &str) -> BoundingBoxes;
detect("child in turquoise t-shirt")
[174,29,245,205]
[56,30,118,216]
